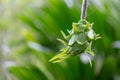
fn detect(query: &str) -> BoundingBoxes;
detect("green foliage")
[9,51,83,80]
[5,0,120,80]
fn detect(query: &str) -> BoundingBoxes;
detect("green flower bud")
[49,20,101,65]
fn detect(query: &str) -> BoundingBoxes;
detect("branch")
[81,0,88,20]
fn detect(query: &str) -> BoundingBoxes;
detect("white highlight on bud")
[87,29,94,39]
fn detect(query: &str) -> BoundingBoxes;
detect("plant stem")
[81,0,88,20]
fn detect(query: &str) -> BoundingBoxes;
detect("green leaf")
[57,38,67,46]
[72,22,80,33]
[61,31,70,40]
[68,34,77,45]
[49,47,70,63]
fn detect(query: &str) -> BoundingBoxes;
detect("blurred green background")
[0,0,120,80]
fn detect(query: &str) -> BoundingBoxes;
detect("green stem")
[81,0,88,20]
